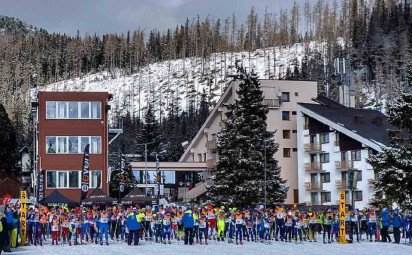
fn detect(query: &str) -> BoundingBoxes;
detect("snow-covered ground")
[37,41,327,122]
[9,239,412,255]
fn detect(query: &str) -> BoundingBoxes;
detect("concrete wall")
[297,106,376,208]
[182,80,318,204]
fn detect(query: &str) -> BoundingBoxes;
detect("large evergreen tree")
[369,94,412,210]
[0,103,19,176]
[135,104,161,161]
[211,67,287,208]
[109,158,136,199]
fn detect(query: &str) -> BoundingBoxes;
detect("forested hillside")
[1,0,412,158]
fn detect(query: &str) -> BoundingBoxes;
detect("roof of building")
[179,79,318,162]
[299,96,393,147]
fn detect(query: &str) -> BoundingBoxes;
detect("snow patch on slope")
[38,41,327,121]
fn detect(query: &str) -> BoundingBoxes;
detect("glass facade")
[46,170,101,188]
[46,136,101,154]
[46,101,101,119]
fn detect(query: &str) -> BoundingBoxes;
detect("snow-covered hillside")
[38,42,326,121]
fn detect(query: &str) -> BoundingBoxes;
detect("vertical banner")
[156,154,161,204]
[20,191,27,246]
[119,157,125,193]
[37,158,44,202]
[81,144,90,200]
[339,191,347,244]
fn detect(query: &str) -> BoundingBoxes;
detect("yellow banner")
[20,191,27,246]
[339,191,347,244]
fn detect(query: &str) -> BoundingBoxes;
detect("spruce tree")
[0,103,19,176]
[109,159,136,198]
[211,67,287,208]
[135,104,161,161]
[369,93,412,210]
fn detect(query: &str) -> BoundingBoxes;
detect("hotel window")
[68,136,79,153]
[356,171,362,181]
[46,170,96,188]
[295,92,299,97]
[319,133,329,144]
[91,136,102,154]
[46,137,57,153]
[352,150,361,161]
[320,153,330,163]
[57,171,68,188]
[81,136,90,152]
[68,102,79,118]
[46,102,57,118]
[321,192,331,203]
[46,171,57,188]
[57,137,68,153]
[283,148,291,158]
[46,101,101,119]
[320,173,330,183]
[69,171,80,188]
[281,92,290,102]
[282,111,290,121]
[283,130,291,139]
[292,111,297,115]
[46,136,101,154]
[80,102,90,118]
[311,192,318,203]
[162,171,176,184]
[57,101,68,119]
[90,171,102,188]
[310,154,318,163]
[292,130,297,134]
[354,191,363,201]
[91,102,101,119]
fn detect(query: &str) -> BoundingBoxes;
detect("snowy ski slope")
[38,41,327,121]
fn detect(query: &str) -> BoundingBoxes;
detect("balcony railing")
[335,160,356,171]
[205,140,217,150]
[304,143,322,153]
[263,99,280,108]
[305,181,323,191]
[206,159,216,170]
[304,162,323,173]
[336,180,349,190]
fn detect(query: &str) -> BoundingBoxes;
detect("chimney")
[354,115,363,124]
[339,84,355,107]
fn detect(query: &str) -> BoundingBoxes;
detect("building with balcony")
[297,96,392,208]
[34,92,113,203]
[179,79,318,204]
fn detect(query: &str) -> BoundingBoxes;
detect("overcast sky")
[0,0,309,35]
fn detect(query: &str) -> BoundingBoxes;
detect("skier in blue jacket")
[392,209,402,244]
[182,208,194,245]
[380,208,391,242]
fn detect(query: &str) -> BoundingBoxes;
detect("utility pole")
[136,139,159,196]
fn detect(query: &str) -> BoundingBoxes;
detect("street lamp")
[135,139,159,195]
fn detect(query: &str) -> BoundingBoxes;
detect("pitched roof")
[299,96,393,147]
[122,187,154,205]
[40,190,77,206]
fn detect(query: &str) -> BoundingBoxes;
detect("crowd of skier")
[0,201,411,253]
